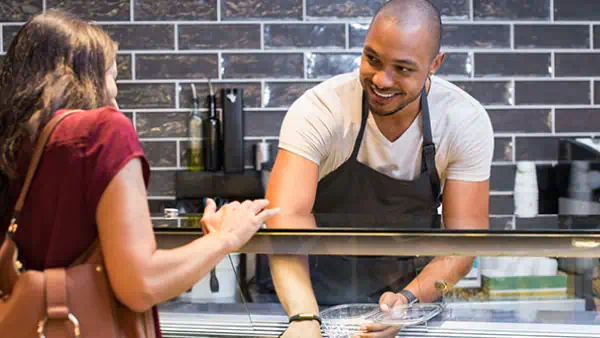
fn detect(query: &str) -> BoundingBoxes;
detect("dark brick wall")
[2,0,599,222]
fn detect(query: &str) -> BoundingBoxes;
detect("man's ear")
[429,52,446,76]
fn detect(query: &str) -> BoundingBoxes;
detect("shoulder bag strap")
[8,110,83,234]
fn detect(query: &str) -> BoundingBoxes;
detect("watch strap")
[288,313,322,325]
[399,289,419,305]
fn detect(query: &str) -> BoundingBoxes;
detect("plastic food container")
[320,303,443,338]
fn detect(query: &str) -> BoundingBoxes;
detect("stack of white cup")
[514,161,538,218]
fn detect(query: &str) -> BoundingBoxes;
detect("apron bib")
[309,86,441,305]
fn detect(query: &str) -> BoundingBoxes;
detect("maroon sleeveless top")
[0,107,161,336]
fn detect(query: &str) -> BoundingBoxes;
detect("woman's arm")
[96,157,276,312]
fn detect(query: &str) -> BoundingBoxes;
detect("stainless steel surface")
[158,302,600,338]
[155,230,600,258]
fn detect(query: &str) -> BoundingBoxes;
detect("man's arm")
[399,179,490,303]
[393,106,494,303]
[265,148,322,335]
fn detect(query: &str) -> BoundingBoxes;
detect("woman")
[0,10,278,336]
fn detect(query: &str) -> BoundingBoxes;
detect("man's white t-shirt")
[278,71,494,189]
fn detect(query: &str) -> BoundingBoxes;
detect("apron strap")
[350,92,370,160]
[420,86,442,203]
[354,88,441,203]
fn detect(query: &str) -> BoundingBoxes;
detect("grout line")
[511,135,517,162]
[469,0,474,21]
[491,161,517,165]
[591,80,595,105]
[132,111,137,131]
[260,23,265,50]
[131,52,136,79]
[510,79,516,106]
[303,52,308,79]
[551,108,556,134]
[131,107,287,113]
[147,196,177,200]
[130,0,134,21]
[102,47,600,53]
[345,23,350,50]
[115,77,600,84]
[496,132,600,137]
[260,80,266,108]
[470,51,475,78]
[218,51,223,79]
[550,0,554,22]
[245,136,279,141]
[489,191,514,196]
[176,140,181,168]
[485,104,600,109]
[139,137,190,141]
[174,24,178,50]
[56,19,600,25]
[175,81,180,109]
[510,23,514,50]
[217,0,221,21]
[550,51,555,78]
[43,0,47,12]
[591,24,595,50]
[302,0,307,21]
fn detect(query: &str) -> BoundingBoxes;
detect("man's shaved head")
[371,0,442,58]
[359,0,446,117]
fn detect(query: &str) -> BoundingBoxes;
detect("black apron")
[309,87,441,305]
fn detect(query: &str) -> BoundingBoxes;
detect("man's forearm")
[403,256,475,303]
[269,254,320,315]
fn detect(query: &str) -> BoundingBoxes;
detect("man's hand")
[280,321,322,338]
[352,292,405,338]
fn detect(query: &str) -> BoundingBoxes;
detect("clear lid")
[366,303,444,326]
[320,304,380,338]
[320,303,444,337]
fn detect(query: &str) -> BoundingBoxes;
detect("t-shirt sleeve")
[445,107,494,182]
[85,108,150,213]
[278,90,337,165]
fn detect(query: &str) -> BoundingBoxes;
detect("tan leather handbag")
[0,110,156,338]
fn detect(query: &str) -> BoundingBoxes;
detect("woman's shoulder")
[51,106,136,146]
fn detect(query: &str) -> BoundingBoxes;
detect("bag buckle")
[37,313,81,338]
[8,218,17,234]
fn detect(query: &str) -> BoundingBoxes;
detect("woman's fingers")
[248,199,270,214]
[203,198,217,216]
[256,207,280,223]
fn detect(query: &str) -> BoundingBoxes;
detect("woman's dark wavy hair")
[0,10,118,223]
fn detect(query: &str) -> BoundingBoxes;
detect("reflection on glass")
[157,250,600,337]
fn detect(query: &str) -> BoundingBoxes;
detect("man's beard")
[369,90,422,117]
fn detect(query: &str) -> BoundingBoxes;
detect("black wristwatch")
[288,313,322,325]
[398,289,419,305]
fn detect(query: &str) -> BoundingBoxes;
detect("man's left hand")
[352,292,405,338]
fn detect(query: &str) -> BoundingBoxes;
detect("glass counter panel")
[157,250,600,337]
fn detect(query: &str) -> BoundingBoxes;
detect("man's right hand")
[280,321,322,338]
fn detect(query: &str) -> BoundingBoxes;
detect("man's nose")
[371,69,394,89]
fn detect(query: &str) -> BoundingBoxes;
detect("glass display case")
[153,213,600,338]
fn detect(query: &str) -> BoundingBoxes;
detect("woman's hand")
[201,198,279,251]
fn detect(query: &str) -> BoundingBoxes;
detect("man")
[265,0,493,337]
